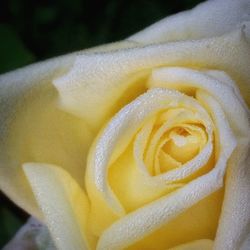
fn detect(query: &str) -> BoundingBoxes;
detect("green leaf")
[0,206,23,247]
[0,24,35,74]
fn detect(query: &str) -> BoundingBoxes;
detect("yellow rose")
[1,0,250,250]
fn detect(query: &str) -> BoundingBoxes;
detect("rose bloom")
[1,0,250,249]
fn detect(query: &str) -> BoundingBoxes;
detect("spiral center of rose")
[90,88,218,215]
[140,108,208,176]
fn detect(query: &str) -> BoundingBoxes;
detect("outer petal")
[0,41,136,219]
[151,68,250,250]
[23,163,93,250]
[129,0,250,43]
[198,95,250,250]
[53,29,250,129]
[0,53,76,219]
[214,141,250,250]
[147,67,249,135]
[169,239,213,250]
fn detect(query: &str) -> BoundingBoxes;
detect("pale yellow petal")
[109,145,181,213]
[129,0,250,43]
[0,53,77,219]
[96,92,236,250]
[144,108,208,173]
[53,29,250,128]
[86,88,215,236]
[97,174,224,250]
[168,239,213,250]
[23,163,94,250]
[197,91,250,250]
[127,190,221,250]
[0,84,93,220]
[156,150,181,173]
[204,69,248,111]
[148,67,249,135]
[214,142,250,250]
[0,40,137,219]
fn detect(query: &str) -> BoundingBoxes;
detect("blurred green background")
[0,0,204,247]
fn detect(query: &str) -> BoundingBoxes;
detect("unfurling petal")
[23,163,94,250]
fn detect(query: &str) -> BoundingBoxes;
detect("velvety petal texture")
[1,0,250,250]
[54,29,250,123]
[129,0,250,43]
[23,163,93,250]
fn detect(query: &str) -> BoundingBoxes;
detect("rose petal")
[96,91,236,250]
[214,142,250,250]
[148,67,249,135]
[97,172,225,250]
[0,52,77,219]
[0,41,137,219]
[197,91,250,250]
[168,239,213,250]
[129,0,250,43]
[53,29,250,129]
[86,88,212,214]
[86,88,235,239]
[23,163,93,250]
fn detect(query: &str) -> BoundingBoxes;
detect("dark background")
[0,0,203,247]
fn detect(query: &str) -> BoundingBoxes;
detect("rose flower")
[1,0,250,249]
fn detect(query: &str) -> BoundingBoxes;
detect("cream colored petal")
[156,150,181,174]
[148,67,249,135]
[204,69,248,111]
[86,88,211,212]
[139,109,214,182]
[96,92,236,250]
[23,163,93,250]
[53,29,250,128]
[214,141,250,250]
[0,53,77,219]
[135,124,214,184]
[0,39,135,219]
[197,91,250,250]
[168,239,213,250]
[144,108,208,171]
[108,145,182,213]
[156,140,213,182]
[239,231,250,250]
[129,0,250,43]
[127,189,222,250]
[86,88,216,235]
[97,169,226,250]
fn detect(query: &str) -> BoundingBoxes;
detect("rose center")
[142,109,208,176]
[163,127,201,163]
